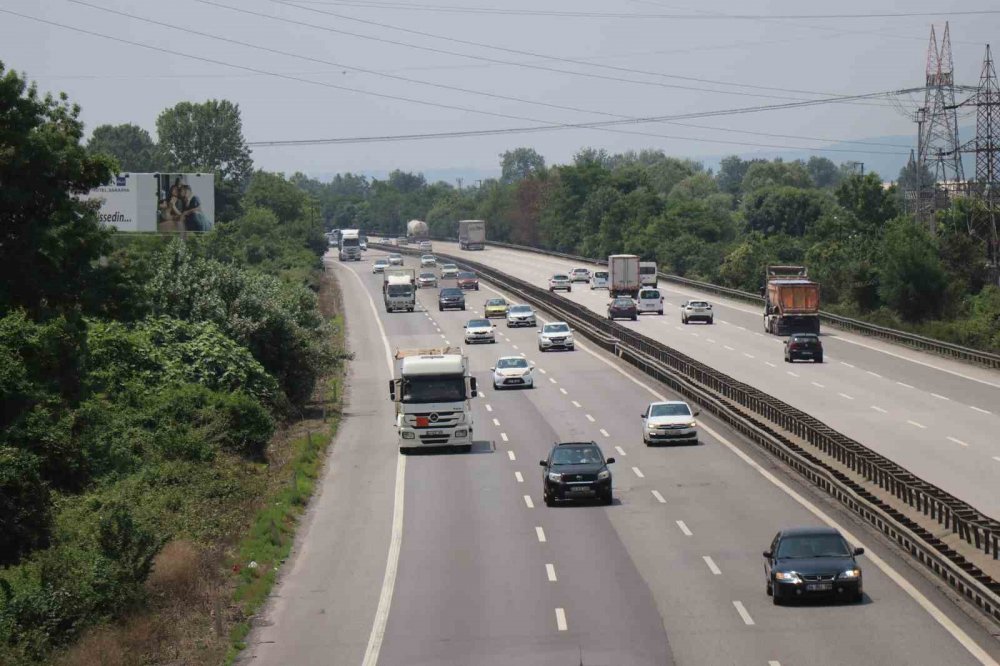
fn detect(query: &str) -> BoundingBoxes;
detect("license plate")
[427,430,444,437]
[800,351,812,356]
[806,583,832,591]
[569,486,591,492]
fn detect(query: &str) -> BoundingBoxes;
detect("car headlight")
[401,431,416,440]
[838,568,861,580]
[547,472,563,482]
[454,429,468,438]
[647,423,657,430]
[597,469,610,480]
[774,571,801,583]
[688,421,697,428]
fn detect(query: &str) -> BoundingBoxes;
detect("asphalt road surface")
[238,250,1000,666]
[428,241,1000,517]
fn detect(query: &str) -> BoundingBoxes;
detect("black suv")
[540,442,615,506]
[438,287,466,311]
[784,333,823,363]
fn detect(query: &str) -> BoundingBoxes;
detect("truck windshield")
[387,285,413,297]
[402,376,466,403]
[342,238,359,247]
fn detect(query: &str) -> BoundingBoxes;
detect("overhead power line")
[275,1,1000,21]
[256,0,898,107]
[5,7,906,155]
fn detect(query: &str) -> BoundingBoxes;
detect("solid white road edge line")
[340,265,406,666]
[552,301,999,665]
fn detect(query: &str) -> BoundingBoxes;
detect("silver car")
[681,300,714,324]
[416,272,438,288]
[569,267,592,283]
[548,274,572,292]
[388,253,404,266]
[464,318,496,344]
[420,254,436,267]
[641,401,700,445]
[537,322,574,351]
[372,258,389,273]
[441,263,459,279]
[506,304,537,328]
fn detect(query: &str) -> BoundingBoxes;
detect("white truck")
[608,254,641,298]
[389,347,478,452]
[639,261,658,287]
[339,228,361,261]
[383,269,416,312]
[458,219,486,250]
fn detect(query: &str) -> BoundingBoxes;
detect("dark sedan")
[607,296,638,321]
[764,526,864,605]
[540,441,614,506]
[784,333,823,363]
[456,271,480,290]
[438,287,466,311]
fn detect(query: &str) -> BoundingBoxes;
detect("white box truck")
[339,228,361,261]
[458,219,486,250]
[608,254,641,298]
[639,261,658,287]
[383,269,416,312]
[389,347,478,452]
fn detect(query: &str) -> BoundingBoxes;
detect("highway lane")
[243,249,1000,666]
[428,241,1000,516]
[368,250,998,665]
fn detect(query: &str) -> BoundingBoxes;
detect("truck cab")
[339,228,361,261]
[389,348,477,452]
[383,269,416,312]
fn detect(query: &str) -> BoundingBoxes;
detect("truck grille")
[407,412,461,428]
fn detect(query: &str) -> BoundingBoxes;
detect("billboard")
[86,172,215,233]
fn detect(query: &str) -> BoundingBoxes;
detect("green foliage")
[86,123,162,172]
[0,448,51,566]
[741,159,813,192]
[878,217,948,321]
[741,186,829,237]
[500,147,546,183]
[835,173,898,233]
[155,100,253,187]
[0,63,116,318]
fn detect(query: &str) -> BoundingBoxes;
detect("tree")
[156,99,253,186]
[805,156,842,189]
[835,173,898,233]
[878,217,948,321]
[86,123,161,172]
[500,147,546,184]
[741,159,813,192]
[0,63,116,318]
[716,155,763,196]
[741,186,829,237]
[897,158,935,192]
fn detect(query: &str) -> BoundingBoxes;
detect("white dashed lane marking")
[907,420,927,429]
[971,406,992,415]
[523,495,534,509]
[501,432,509,442]
[811,381,824,388]
[492,418,501,427]
[559,388,568,395]
[632,467,645,478]
[676,520,693,536]
[786,371,799,378]
[514,472,523,483]
[652,490,666,504]
[724,345,735,351]
[600,429,610,438]
[549,377,557,384]
[871,405,888,413]
[703,556,722,575]
[931,393,951,401]
[765,361,777,368]
[571,400,581,408]
[538,368,547,374]
[546,563,557,582]
[866,371,881,378]
[615,446,627,457]
[948,437,969,447]
[555,608,567,631]
[507,450,516,461]
[838,392,854,400]
[897,381,914,389]
[585,414,595,422]
[485,404,493,412]
[840,361,855,368]
[535,526,546,542]
[744,353,755,359]
[733,601,755,626]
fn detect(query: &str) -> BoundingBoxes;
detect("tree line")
[293,147,1000,353]
[0,63,342,663]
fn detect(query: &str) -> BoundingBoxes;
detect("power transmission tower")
[913,23,965,229]
[957,45,1000,280]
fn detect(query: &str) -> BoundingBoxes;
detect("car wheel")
[708,318,714,325]
[682,317,688,324]
[461,305,466,310]
[544,493,555,507]
[658,310,663,315]
[567,345,574,351]
[439,306,443,311]
[766,581,773,597]
[602,491,613,506]
[772,586,783,606]
[538,345,545,352]
[851,591,864,603]
[631,315,637,321]
[816,354,823,363]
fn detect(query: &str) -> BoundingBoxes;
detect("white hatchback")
[491,356,535,389]
[635,288,664,315]
[590,270,609,290]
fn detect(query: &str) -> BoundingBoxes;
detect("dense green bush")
[0,448,51,566]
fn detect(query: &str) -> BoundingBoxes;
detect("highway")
[429,241,1000,517]
[239,249,1000,666]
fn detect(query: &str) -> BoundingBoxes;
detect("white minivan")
[590,270,609,290]
[639,262,658,287]
[636,287,664,315]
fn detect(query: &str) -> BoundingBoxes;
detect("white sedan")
[641,401,700,445]
[463,318,496,344]
[491,356,535,389]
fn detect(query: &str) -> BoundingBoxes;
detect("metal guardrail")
[408,236,1000,369]
[373,242,1000,623]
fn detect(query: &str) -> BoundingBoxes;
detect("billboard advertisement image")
[86,172,215,233]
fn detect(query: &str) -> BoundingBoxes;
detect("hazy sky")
[2,0,998,180]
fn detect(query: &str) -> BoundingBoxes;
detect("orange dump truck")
[763,265,821,335]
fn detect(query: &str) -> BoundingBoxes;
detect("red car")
[456,271,480,290]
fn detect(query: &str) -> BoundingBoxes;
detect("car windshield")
[613,298,633,306]
[649,403,691,417]
[552,275,568,280]
[401,375,466,404]
[510,306,532,313]
[440,289,462,297]
[640,266,656,274]
[486,299,506,306]
[543,323,570,333]
[457,272,475,279]
[776,534,850,558]
[422,255,434,260]
[467,319,490,328]
[496,358,528,369]
[551,446,603,466]
[375,260,388,265]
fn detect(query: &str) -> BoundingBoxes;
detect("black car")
[540,441,615,506]
[607,296,638,321]
[764,527,864,605]
[438,287,466,311]
[784,333,823,363]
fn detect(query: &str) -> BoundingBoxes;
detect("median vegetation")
[0,63,347,664]
[295,148,1000,353]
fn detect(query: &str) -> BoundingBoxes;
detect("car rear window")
[613,298,633,306]
[552,274,569,280]
[639,290,660,298]
[457,272,476,279]
[440,289,462,296]
[594,272,608,279]
[688,301,709,308]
